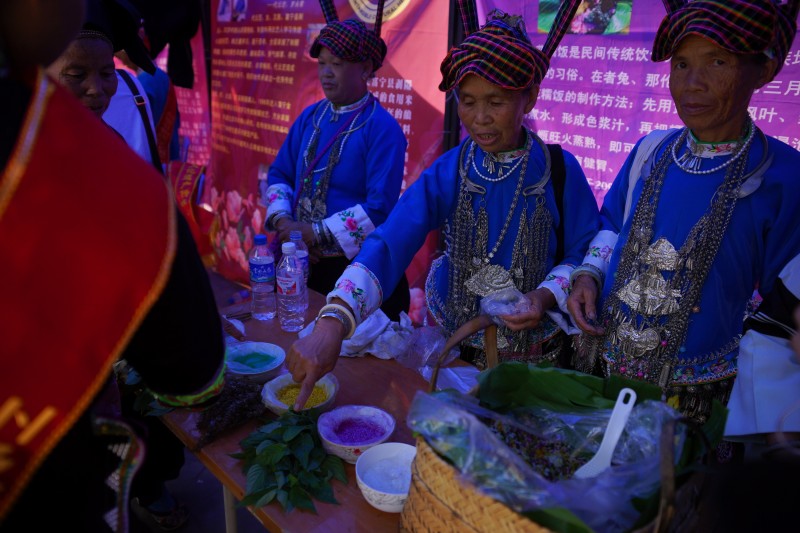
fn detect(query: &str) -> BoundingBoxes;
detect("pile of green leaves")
[231,410,347,513]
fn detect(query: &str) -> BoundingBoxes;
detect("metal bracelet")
[569,264,604,290]
[312,221,323,246]
[320,221,334,246]
[268,210,291,231]
[316,304,356,339]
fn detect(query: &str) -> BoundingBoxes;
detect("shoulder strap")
[117,69,163,173]
[623,128,674,224]
[547,143,566,265]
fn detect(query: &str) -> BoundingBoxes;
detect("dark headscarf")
[309,0,387,72]
[82,0,155,74]
[652,0,799,76]
[439,0,583,92]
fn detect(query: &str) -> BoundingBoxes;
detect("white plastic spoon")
[573,387,637,479]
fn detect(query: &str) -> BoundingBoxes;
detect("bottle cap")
[289,230,302,240]
[281,241,296,255]
[255,234,267,245]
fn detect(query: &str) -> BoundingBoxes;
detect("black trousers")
[308,255,410,322]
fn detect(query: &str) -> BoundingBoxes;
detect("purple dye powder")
[334,418,385,444]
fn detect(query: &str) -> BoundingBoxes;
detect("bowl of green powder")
[225,341,285,384]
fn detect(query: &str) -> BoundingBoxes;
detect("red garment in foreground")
[0,71,175,520]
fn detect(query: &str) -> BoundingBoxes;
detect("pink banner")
[479,0,800,205]
[208,0,449,285]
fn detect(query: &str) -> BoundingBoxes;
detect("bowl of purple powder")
[317,405,396,464]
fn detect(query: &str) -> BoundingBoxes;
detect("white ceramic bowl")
[261,372,338,415]
[317,405,395,464]
[225,341,285,384]
[355,442,417,513]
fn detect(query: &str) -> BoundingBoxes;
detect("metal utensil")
[221,315,246,341]
[225,310,252,321]
[573,387,637,479]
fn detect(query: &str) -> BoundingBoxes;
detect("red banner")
[175,31,213,167]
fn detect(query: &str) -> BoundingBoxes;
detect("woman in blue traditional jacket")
[567,0,800,427]
[284,0,599,411]
[263,0,409,320]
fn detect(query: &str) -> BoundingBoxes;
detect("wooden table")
[163,271,435,532]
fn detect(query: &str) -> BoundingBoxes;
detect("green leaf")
[236,408,342,514]
[239,488,270,507]
[322,455,348,484]
[523,506,593,533]
[476,363,661,413]
[278,489,294,513]
[310,479,338,504]
[292,432,315,469]
[257,443,290,465]
[298,470,323,490]
[289,485,317,514]
[282,423,306,442]
[255,489,278,508]
[245,464,267,494]
[306,449,325,471]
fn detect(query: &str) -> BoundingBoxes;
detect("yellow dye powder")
[277,384,327,409]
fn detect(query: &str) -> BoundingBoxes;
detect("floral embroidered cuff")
[540,265,579,335]
[328,262,382,324]
[265,184,293,219]
[324,204,376,260]
[540,264,572,311]
[581,229,617,275]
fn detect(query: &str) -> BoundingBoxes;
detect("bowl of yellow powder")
[261,372,338,415]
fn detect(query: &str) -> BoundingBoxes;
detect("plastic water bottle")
[249,234,276,320]
[289,230,310,284]
[276,241,307,332]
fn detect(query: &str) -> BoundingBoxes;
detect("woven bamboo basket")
[399,318,697,533]
[400,318,550,532]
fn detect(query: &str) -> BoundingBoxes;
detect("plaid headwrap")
[440,0,582,92]
[309,0,387,71]
[652,0,800,75]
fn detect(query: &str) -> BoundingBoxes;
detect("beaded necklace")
[470,145,527,182]
[671,118,755,174]
[297,94,375,222]
[580,126,762,407]
[443,130,555,355]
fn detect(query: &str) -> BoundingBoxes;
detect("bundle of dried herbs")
[232,410,347,513]
[194,376,265,450]
[484,418,582,481]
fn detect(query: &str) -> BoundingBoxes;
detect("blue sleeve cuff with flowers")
[328,262,382,325]
[324,204,376,260]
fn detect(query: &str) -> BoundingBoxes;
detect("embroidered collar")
[686,129,746,159]
[484,140,529,164]
[328,92,371,120]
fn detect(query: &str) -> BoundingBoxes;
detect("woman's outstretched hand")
[285,312,347,411]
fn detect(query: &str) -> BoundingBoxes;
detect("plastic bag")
[480,287,531,325]
[407,365,698,533]
[395,324,459,370]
